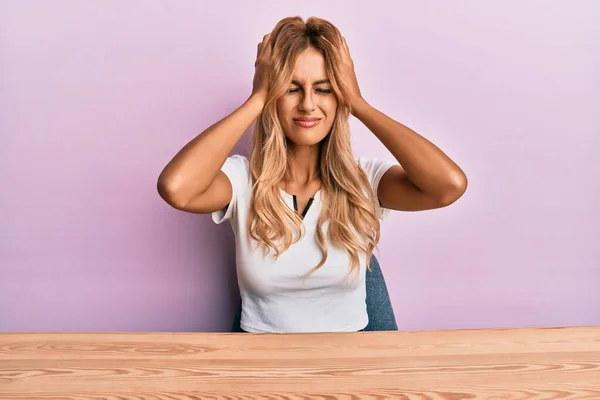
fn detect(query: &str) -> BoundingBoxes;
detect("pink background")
[1,1,598,332]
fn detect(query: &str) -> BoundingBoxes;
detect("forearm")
[158,93,265,200]
[353,99,467,197]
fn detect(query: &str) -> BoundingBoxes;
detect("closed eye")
[287,88,332,94]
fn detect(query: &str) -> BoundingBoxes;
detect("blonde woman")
[157,16,467,333]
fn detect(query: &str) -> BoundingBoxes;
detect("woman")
[157,16,467,333]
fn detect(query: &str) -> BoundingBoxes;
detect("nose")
[298,91,316,112]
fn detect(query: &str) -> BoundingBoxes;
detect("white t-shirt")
[212,154,395,333]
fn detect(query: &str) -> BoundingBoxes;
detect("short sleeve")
[211,155,250,224]
[357,156,396,220]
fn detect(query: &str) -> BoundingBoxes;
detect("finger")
[342,37,352,58]
[261,35,273,56]
[257,33,271,55]
[262,33,271,46]
[344,36,352,51]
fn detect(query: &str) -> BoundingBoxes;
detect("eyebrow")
[291,79,330,86]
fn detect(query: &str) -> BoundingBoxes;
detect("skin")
[157,31,467,216]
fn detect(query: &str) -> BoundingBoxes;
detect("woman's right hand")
[252,33,272,99]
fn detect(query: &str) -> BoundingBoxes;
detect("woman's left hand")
[340,37,365,113]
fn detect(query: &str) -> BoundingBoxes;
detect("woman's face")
[277,47,338,147]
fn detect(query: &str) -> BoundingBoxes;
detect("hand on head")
[252,33,272,99]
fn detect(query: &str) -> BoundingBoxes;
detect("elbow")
[437,171,468,207]
[157,173,189,210]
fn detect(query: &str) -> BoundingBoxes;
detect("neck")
[286,142,320,185]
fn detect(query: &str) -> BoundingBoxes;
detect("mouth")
[293,118,321,128]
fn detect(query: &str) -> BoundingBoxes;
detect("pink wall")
[1,1,598,332]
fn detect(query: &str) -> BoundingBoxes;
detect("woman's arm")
[157,34,272,213]
[340,37,467,211]
[157,94,265,212]
[353,100,468,211]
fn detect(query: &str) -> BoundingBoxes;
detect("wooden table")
[1,327,599,399]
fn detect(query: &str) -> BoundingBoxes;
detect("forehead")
[291,47,327,83]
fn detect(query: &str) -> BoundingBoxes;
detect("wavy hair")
[247,16,381,282]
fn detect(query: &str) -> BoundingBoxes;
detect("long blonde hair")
[248,16,381,280]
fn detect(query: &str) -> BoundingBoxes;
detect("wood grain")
[1,327,599,399]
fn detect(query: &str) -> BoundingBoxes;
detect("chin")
[288,132,329,147]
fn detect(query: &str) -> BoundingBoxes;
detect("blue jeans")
[231,255,398,332]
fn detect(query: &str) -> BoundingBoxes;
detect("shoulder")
[221,154,251,191]
[355,156,397,219]
[222,154,250,177]
[223,154,249,170]
[355,156,396,185]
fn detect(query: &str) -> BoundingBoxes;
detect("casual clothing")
[212,154,395,333]
[230,255,399,333]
